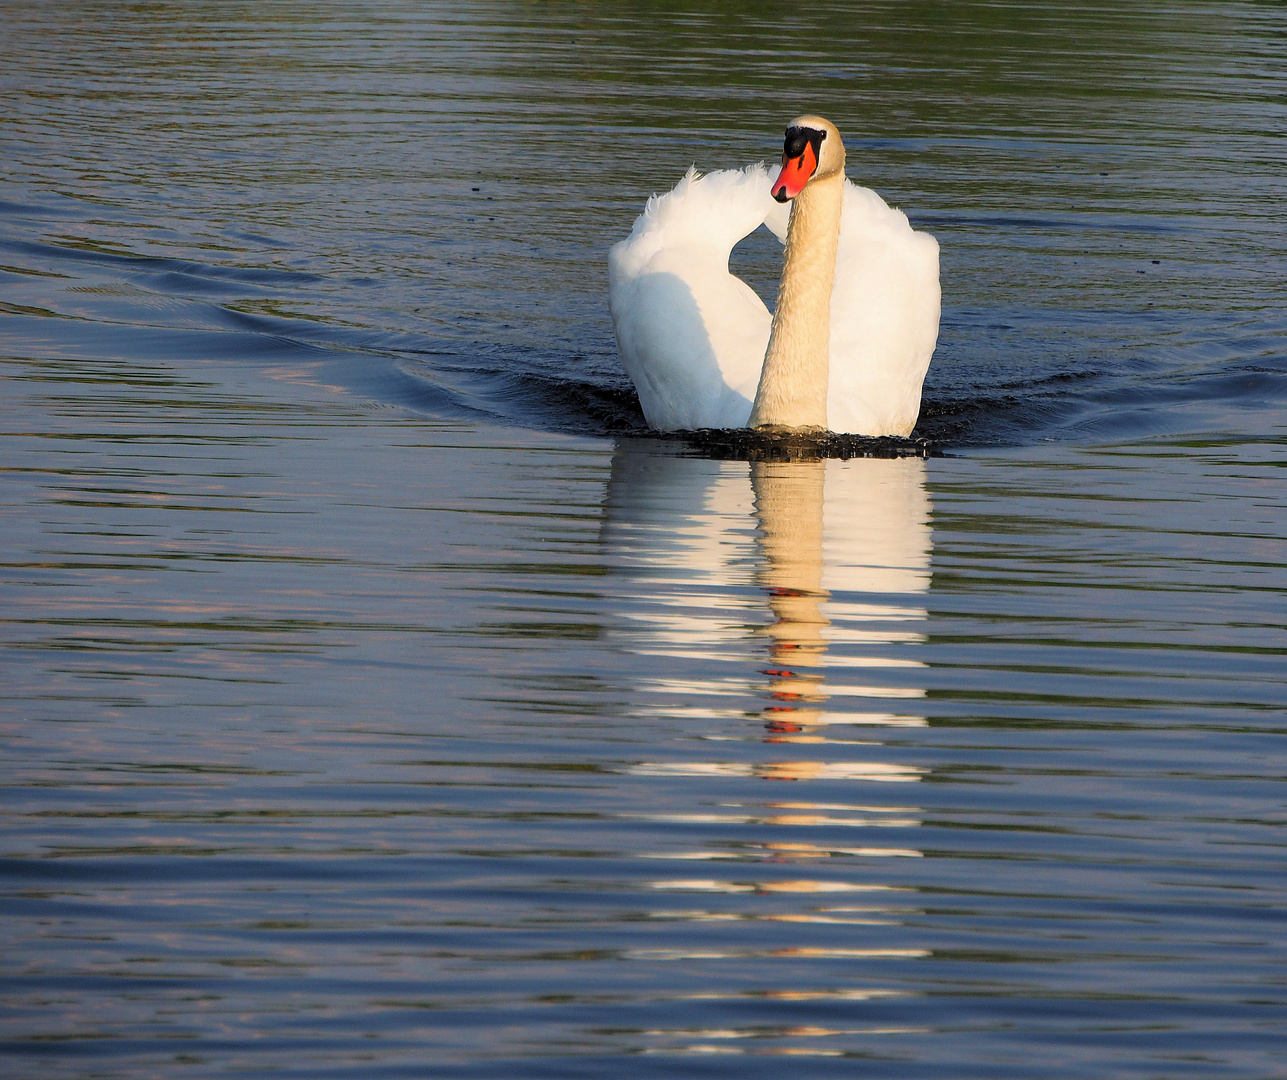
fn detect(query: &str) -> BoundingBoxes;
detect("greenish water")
[2,3,1285,1076]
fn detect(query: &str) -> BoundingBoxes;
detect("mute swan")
[608,116,940,435]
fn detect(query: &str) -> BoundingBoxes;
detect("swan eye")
[783,125,826,163]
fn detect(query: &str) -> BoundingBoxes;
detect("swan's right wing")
[609,248,762,430]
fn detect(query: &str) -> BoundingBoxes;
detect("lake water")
[2,3,1285,1077]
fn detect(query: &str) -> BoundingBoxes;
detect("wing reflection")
[600,440,760,662]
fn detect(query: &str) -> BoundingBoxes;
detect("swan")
[608,115,940,435]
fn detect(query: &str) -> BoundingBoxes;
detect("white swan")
[608,116,940,435]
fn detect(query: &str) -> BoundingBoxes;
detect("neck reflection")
[752,460,831,742]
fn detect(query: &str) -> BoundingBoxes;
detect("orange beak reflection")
[772,143,819,202]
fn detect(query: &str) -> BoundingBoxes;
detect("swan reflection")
[601,438,932,955]
[602,439,932,749]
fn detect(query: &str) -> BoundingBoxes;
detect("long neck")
[748,171,844,431]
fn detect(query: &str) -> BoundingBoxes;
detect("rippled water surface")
[3,3,1286,1077]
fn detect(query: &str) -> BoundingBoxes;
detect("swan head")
[771,115,846,203]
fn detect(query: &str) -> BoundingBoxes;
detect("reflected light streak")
[625,761,923,782]
[676,989,907,1002]
[624,947,928,960]
[645,879,905,893]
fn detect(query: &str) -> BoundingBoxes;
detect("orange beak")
[771,142,818,202]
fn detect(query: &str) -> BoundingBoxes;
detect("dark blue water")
[3,3,1286,1076]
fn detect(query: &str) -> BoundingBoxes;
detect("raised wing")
[609,165,779,430]
[825,181,941,436]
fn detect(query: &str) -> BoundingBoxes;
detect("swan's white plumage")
[608,163,940,435]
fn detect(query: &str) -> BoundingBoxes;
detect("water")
[2,2,1286,1076]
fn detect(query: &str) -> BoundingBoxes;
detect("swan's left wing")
[826,182,941,437]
